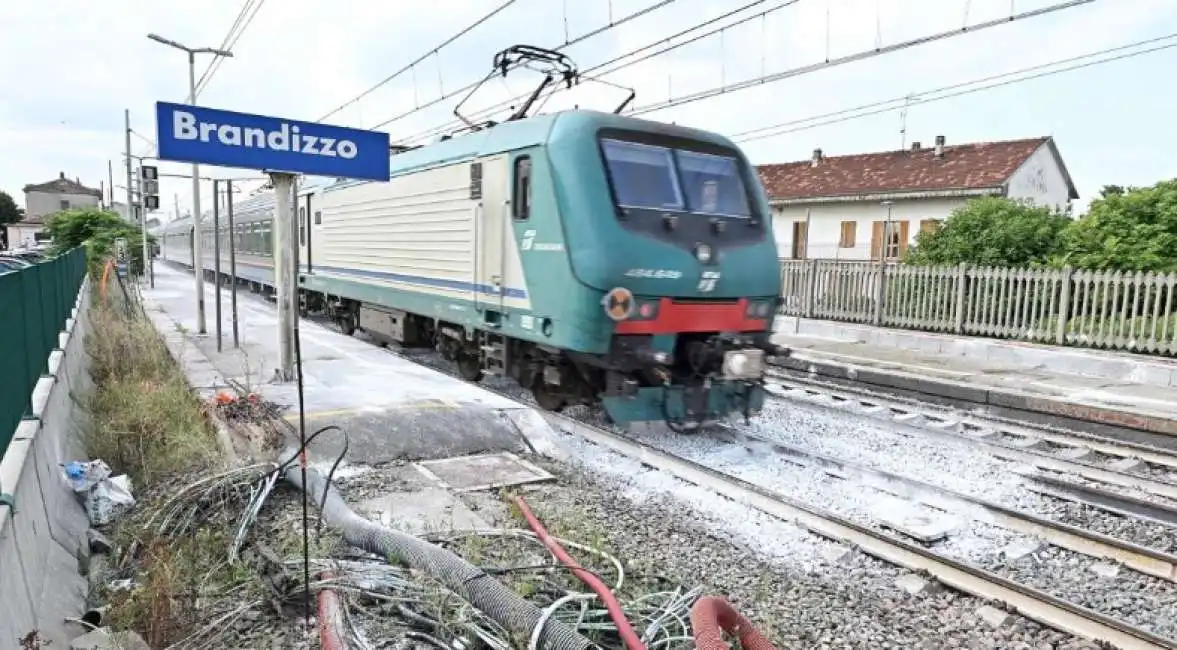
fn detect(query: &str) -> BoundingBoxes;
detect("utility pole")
[271,173,297,380]
[148,33,233,335]
[124,110,134,257]
[107,160,115,211]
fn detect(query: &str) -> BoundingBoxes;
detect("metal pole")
[272,172,296,380]
[124,111,135,275]
[188,50,207,334]
[213,180,223,352]
[227,182,239,348]
[290,177,300,320]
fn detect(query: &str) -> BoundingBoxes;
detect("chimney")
[934,135,946,158]
[911,141,921,151]
[811,148,823,167]
[59,171,65,179]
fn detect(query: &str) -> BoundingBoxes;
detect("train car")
[157,95,783,430]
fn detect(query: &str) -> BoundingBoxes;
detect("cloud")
[1,0,1174,221]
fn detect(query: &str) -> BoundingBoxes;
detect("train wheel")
[456,353,483,382]
[531,381,566,412]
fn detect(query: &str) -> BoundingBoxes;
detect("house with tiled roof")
[7,172,104,247]
[756,135,1078,261]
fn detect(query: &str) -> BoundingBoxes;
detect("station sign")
[153,102,391,182]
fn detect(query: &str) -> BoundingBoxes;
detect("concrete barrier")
[0,278,94,648]
[773,315,1177,389]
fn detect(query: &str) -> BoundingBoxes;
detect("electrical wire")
[398,0,788,146]
[316,0,519,123]
[621,0,1094,118]
[732,32,1177,144]
[194,0,268,98]
[367,0,680,131]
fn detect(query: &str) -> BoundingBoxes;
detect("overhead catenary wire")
[731,31,1177,144]
[621,0,1095,118]
[193,0,268,98]
[367,0,680,131]
[398,0,789,146]
[316,0,519,123]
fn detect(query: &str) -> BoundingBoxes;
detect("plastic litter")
[62,460,135,526]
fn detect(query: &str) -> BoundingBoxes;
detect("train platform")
[770,315,1177,447]
[139,263,562,466]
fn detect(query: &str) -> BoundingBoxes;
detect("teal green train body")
[159,108,786,429]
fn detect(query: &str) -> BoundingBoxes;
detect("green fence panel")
[0,248,87,456]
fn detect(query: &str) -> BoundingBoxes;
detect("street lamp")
[881,200,895,261]
[147,33,233,335]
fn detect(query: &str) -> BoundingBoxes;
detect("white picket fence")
[779,260,1177,355]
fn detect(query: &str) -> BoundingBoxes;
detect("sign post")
[154,101,390,380]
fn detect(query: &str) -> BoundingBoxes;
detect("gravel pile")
[499,436,1097,649]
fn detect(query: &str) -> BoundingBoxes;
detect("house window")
[299,207,306,245]
[314,210,322,225]
[870,220,910,260]
[919,219,941,234]
[60,199,70,210]
[839,221,856,248]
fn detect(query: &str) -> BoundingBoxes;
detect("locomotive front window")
[600,139,684,211]
[676,150,751,217]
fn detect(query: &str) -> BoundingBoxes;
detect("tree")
[903,196,1071,267]
[0,190,22,225]
[44,208,153,274]
[1057,178,1177,271]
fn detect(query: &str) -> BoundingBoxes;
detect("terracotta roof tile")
[756,137,1049,201]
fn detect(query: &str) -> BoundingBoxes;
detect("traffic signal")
[140,166,160,211]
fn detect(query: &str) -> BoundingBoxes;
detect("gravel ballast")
[476,434,1098,650]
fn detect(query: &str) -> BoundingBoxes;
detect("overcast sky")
[2,0,1174,222]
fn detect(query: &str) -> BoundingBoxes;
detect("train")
[156,107,785,430]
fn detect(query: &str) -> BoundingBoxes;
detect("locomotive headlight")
[695,243,713,264]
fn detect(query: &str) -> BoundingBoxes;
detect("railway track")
[315,324,1176,648]
[765,369,1177,515]
[163,275,1175,649]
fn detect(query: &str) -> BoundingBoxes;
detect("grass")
[85,283,220,487]
[84,277,245,645]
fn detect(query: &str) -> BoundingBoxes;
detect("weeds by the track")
[86,281,218,487]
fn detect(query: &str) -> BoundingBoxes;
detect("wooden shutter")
[919,219,940,234]
[839,221,856,248]
[792,221,808,259]
[897,220,911,256]
[870,221,884,260]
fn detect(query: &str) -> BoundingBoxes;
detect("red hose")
[689,596,777,650]
[513,496,647,650]
[318,570,349,650]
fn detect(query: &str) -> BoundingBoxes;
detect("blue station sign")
[154,102,391,182]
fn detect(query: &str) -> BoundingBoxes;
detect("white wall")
[6,224,46,247]
[773,197,970,260]
[24,190,100,219]
[1006,144,1073,212]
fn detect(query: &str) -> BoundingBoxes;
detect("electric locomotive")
[159,46,786,430]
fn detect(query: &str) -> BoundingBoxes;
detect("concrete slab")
[976,605,1012,628]
[141,264,547,465]
[413,452,554,492]
[877,513,955,543]
[895,573,933,595]
[357,487,490,535]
